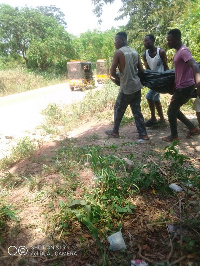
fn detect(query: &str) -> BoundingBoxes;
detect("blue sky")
[0,0,128,36]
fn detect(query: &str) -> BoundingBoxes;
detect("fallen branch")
[138,244,154,264]
[163,237,173,262]
[170,255,187,265]
[147,156,168,176]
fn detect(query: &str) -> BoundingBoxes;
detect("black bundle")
[140,69,175,94]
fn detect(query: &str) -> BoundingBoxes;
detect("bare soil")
[0,117,200,265]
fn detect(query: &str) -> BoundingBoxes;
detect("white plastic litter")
[122,158,134,169]
[167,224,177,233]
[131,259,148,266]
[136,139,146,143]
[107,231,126,251]
[92,176,102,181]
[169,183,183,192]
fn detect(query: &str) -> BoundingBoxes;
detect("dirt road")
[0,83,87,158]
[0,83,86,136]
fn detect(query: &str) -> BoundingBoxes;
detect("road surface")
[0,83,86,137]
[0,83,89,159]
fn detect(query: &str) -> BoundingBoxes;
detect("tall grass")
[0,67,67,97]
[0,137,39,169]
[41,81,119,135]
[41,82,172,136]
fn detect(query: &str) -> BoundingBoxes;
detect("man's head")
[114,32,127,49]
[167,29,181,49]
[144,34,155,49]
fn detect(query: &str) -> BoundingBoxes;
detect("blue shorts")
[146,89,160,101]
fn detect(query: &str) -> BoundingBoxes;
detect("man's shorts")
[146,89,160,101]
[193,96,200,112]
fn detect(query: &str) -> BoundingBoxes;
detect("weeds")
[0,204,18,243]
[41,81,118,135]
[0,137,39,169]
[0,78,199,264]
[0,67,66,97]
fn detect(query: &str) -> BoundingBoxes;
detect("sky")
[0,0,129,36]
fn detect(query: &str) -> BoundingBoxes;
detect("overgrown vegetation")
[0,1,199,74]
[0,137,39,168]
[0,67,67,97]
[1,134,199,264]
[0,79,199,264]
[50,140,200,262]
[0,0,199,264]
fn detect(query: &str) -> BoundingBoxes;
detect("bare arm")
[160,49,169,71]
[187,58,200,95]
[142,52,150,69]
[138,55,144,74]
[110,50,124,79]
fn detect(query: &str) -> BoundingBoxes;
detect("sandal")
[145,119,157,127]
[105,130,119,138]
[140,135,149,140]
[162,136,179,142]
[186,127,199,138]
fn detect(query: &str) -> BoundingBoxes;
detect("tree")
[72,29,116,63]
[27,29,76,72]
[0,4,76,71]
[35,5,67,28]
[170,0,200,61]
[91,0,189,54]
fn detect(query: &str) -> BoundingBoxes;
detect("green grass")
[0,75,199,264]
[0,203,18,243]
[42,140,200,264]
[40,82,179,137]
[0,137,39,169]
[0,67,67,97]
[41,81,119,136]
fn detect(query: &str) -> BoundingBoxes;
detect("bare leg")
[155,100,165,122]
[147,99,157,122]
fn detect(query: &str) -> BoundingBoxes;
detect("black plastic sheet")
[140,63,200,96]
[110,63,199,97]
[140,69,175,94]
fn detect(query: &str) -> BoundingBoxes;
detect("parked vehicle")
[67,61,94,91]
[96,59,109,83]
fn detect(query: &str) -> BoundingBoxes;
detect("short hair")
[116,32,127,41]
[168,29,181,39]
[145,34,155,42]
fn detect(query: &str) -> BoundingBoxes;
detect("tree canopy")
[0,4,76,71]
[73,29,116,63]
[0,1,199,74]
[91,0,199,60]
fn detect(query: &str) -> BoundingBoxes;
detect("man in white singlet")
[143,34,169,127]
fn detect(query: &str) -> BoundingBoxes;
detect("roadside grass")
[0,139,200,265]
[0,201,18,243]
[0,67,67,97]
[0,81,199,264]
[44,140,200,264]
[41,81,119,136]
[0,137,40,169]
[40,81,172,137]
[0,139,199,264]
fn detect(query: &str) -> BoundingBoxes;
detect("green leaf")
[68,199,87,208]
